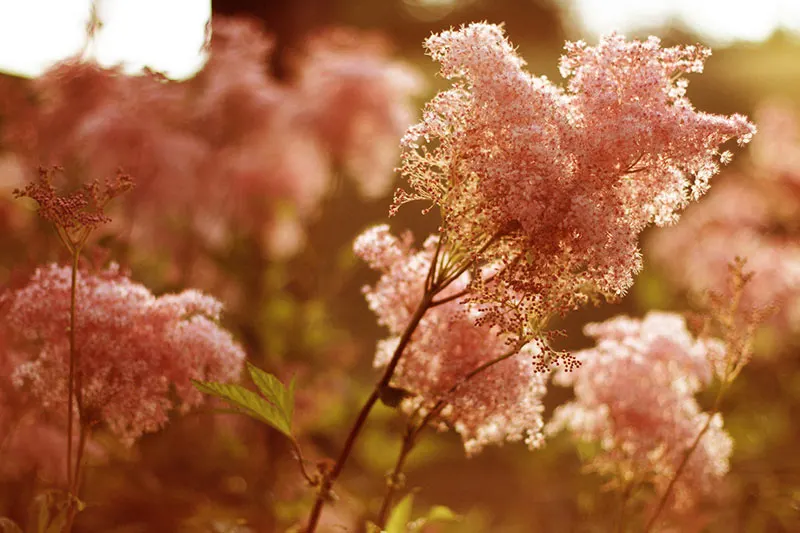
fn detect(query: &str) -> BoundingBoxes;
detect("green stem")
[289,437,315,486]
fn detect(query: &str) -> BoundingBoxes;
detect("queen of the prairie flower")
[355,225,548,455]
[548,312,732,511]
[2,263,246,445]
[650,103,800,341]
[395,23,756,339]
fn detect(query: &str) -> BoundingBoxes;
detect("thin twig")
[304,291,435,532]
[375,342,525,528]
[66,251,79,491]
[289,438,315,486]
[376,424,416,527]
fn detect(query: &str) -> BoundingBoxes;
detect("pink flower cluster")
[295,29,424,199]
[650,103,800,340]
[0,327,68,482]
[548,312,732,511]
[2,263,246,444]
[396,23,755,334]
[355,225,548,455]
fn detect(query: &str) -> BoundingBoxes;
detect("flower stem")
[66,251,79,491]
[376,424,417,527]
[63,422,90,533]
[304,291,434,532]
[615,479,635,533]
[643,383,727,532]
[305,230,505,531]
[375,344,522,528]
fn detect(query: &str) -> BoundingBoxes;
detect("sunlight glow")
[0,0,210,79]
[571,0,800,43]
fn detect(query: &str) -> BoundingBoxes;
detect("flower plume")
[355,225,548,455]
[395,23,756,339]
[548,312,732,511]
[2,263,246,444]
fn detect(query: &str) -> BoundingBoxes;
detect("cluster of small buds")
[355,225,548,455]
[395,23,755,340]
[547,312,733,511]
[12,166,132,236]
[1,263,246,445]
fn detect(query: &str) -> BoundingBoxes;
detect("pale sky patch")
[570,0,800,44]
[0,0,210,79]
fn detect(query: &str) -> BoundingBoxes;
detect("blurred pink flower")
[2,263,246,445]
[396,24,755,337]
[0,326,68,483]
[296,29,424,199]
[750,101,800,194]
[0,16,423,270]
[548,312,732,511]
[650,181,800,336]
[355,225,548,455]
[649,103,800,340]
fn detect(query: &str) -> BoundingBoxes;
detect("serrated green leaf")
[247,363,294,430]
[288,376,296,421]
[0,517,23,533]
[385,494,414,533]
[192,379,292,437]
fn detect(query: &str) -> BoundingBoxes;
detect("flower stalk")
[304,286,435,532]
[375,343,523,528]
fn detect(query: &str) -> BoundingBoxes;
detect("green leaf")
[0,518,23,533]
[385,494,414,533]
[246,362,295,427]
[191,379,292,437]
[424,505,459,523]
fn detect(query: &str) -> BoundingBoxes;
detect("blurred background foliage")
[0,0,798,532]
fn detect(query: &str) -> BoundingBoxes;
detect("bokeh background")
[0,1,798,532]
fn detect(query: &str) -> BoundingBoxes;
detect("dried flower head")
[548,312,732,511]
[2,263,246,444]
[13,166,131,231]
[13,166,132,253]
[395,23,755,340]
